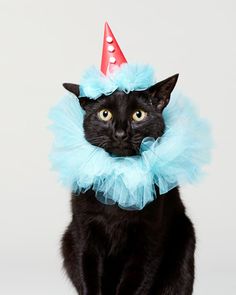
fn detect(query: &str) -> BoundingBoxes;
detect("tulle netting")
[49,89,212,210]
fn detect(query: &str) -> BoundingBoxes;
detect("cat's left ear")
[63,83,91,110]
[63,83,80,97]
[147,74,179,111]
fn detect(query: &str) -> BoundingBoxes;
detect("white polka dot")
[106,36,113,43]
[109,57,116,64]
[108,45,115,52]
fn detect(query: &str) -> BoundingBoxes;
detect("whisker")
[55,142,93,151]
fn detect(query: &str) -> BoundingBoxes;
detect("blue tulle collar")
[49,91,212,210]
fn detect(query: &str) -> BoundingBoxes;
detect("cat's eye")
[98,109,113,121]
[132,110,147,122]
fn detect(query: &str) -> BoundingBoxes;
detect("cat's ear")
[63,83,91,110]
[147,74,179,111]
[63,83,80,97]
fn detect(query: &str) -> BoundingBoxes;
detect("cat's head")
[63,74,178,157]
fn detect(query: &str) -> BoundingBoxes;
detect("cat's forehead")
[95,90,149,109]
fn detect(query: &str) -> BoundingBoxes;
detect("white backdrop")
[0,0,235,294]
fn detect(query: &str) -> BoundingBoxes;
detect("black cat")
[61,74,195,295]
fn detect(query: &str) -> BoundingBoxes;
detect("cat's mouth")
[110,148,137,157]
[106,143,139,157]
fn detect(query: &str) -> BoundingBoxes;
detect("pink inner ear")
[157,96,170,111]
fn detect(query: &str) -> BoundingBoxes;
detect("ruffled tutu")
[49,92,212,210]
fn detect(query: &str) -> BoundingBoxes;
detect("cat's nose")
[114,129,126,140]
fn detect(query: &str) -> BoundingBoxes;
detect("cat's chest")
[88,214,143,255]
[73,192,167,253]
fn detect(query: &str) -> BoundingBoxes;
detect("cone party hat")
[101,22,127,75]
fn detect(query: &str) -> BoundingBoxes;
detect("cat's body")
[62,188,195,295]
[61,74,196,294]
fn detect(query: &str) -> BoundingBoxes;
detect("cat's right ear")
[146,74,179,111]
[63,83,91,110]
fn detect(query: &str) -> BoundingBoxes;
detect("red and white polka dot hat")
[101,22,127,76]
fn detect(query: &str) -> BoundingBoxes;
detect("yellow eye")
[132,110,147,122]
[98,109,113,121]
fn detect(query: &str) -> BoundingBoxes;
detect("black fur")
[61,74,195,294]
